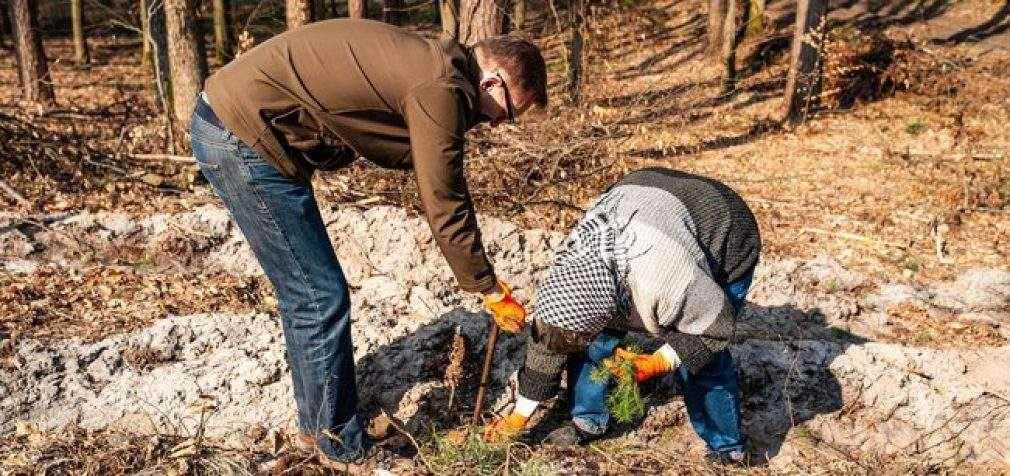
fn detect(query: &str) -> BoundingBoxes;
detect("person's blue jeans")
[189,99,366,462]
[568,272,753,454]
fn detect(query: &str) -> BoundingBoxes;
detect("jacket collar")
[440,39,482,128]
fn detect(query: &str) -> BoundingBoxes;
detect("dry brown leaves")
[821,27,966,110]
[884,301,1007,346]
[0,266,273,346]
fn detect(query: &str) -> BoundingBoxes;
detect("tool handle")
[473,322,500,423]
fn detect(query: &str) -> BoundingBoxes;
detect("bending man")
[486,167,760,465]
[190,19,544,467]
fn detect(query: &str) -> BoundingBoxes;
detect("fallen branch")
[382,410,433,473]
[801,227,907,249]
[518,199,586,213]
[127,153,197,164]
[0,179,29,206]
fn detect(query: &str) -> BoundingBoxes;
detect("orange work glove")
[482,282,527,333]
[611,348,673,383]
[483,412,528,443]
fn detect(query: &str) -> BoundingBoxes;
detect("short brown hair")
[475,36,548,109]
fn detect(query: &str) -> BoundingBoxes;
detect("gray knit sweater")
[518,168,760,401]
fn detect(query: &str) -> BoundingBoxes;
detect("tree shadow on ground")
[353,300,868,464]
[351,308,525,443]
[595,0,968,134]
[934,1,1010,45]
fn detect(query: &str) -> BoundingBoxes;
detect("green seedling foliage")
[426,425,551,475]
[427,426,508,475]
[589,354,646,424]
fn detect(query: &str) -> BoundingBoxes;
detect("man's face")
[478,72,532,127]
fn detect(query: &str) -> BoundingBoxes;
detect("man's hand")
[609,348,673,383]
[483,282,527,332]
[483,412,528,443]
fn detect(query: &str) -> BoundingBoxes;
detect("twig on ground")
[127,153,197,164]
[383,411,433,473]
[519,199,586,213]
[0,179,29,206]
[589,443,628,469]
[801,227,907,249]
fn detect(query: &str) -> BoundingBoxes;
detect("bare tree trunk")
[747,0,765,36]
[348,0,365,18]
[512,0,525,31]
[720,0,737,91]
[139,0,152,67]
[440,0,458,39]
[457,0,505,46]
[566,0,584,104]
[71,0,90,66]
[0,0,8,50]
[164,0,207,125]
[212,0,232,62]
[286,0,314,29]
[10,0,54,106]
[382,0,404,25]
[147,0,171,114]
[784,0,825,123]
[707,0,726,59]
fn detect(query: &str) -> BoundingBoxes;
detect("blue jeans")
[568,272,753,454]
[189,98,366,462]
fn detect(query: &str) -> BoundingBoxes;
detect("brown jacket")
[205,19,496,293]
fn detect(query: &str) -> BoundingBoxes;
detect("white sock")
[514,394,540,418]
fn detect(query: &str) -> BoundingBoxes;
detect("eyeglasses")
[496,71,516,124]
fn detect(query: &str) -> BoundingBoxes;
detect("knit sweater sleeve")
[517,319,594,401]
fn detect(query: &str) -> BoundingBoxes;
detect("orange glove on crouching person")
[483,281,527,332]
[483,412,529,443]
[612,345,679,383]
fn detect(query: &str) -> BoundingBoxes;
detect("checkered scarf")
[533,192,638,334]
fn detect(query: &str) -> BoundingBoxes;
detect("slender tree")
[286,0,314,29]
[140,0,152,67]
[512,0,526,31]
[784,0,826,122]
[707,0,726,59]
[0,0,8,50]
[348,0,366,19]
[71,0,90,66]
[567,0,584,104]
[212,0,232,62]
[9,0,54,105]
[439,0,458,38]
[147,0,172,112]
[457,0,506,46]
[164,0,207,124]
[720,0,737,91]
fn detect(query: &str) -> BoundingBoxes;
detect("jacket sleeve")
[404,86,497,294]
[517,318,594,401]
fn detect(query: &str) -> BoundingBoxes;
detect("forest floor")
[2,0,1010,473]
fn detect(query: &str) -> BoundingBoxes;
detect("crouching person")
[485,167,761,465]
